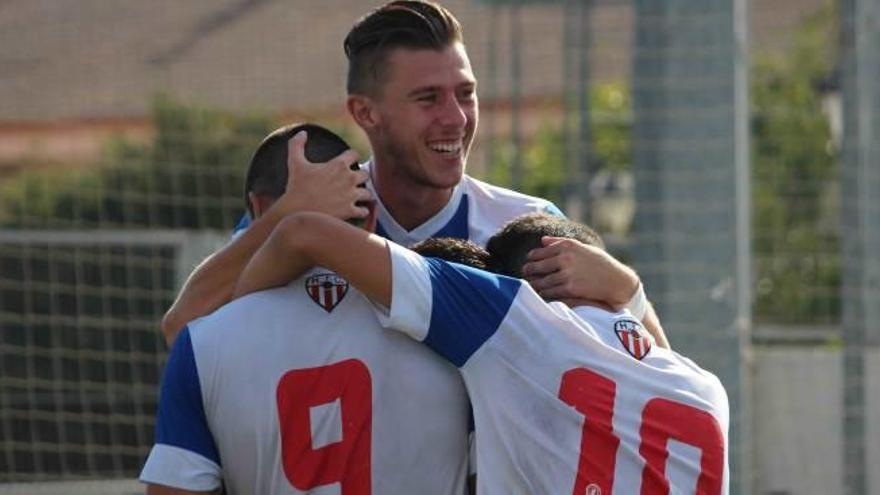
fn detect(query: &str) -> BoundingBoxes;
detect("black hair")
[485,213,605,278]
[244,123,357,217]
[410,237,492,271]
[344,1,463,96]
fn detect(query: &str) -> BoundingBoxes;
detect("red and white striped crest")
[614,319,651,360]
[304,273,349,313]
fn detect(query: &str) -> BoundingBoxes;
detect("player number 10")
[559,367,724,495]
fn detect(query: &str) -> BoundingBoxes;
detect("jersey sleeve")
[232,212,251,238]
[377,241,522,367]
[139,327,222,491]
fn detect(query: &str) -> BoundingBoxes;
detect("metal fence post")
[839,0,880,492]
[631,0,749,492]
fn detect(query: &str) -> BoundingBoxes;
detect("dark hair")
[344,1,463,96]
[486,213,605,278]
[244,123,356,217]
[410,237,492,270]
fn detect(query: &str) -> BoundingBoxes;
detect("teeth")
[429,142,461,153]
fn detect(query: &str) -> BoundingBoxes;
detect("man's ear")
[347,94,381,131]
[248,192,276,219]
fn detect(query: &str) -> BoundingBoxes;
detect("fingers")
[287,132,362,177]
[335,149,360,170]
[351,168,369,187]
[349,205,371,219]
[354,187,373,203]
[541,236,567,247]
[522,256,562,277]
[536,283,577,301]
[526,238,567,262]
[527,270,567,292]
[286,131,308,180]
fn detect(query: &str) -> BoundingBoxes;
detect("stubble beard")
[376,126,461,191]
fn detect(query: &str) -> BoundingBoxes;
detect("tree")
[480,82,632,210]
[1,95,276,230]
[751,2,840,324]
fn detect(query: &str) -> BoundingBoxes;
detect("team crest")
[305,273,349,313]
[614,319,652,360]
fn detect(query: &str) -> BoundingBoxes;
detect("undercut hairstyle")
[344,1,463,96]
[410,237,492,271]
[244,123,356,217]
[486,213,605,279]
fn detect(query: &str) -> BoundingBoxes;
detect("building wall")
[753,346,880,495]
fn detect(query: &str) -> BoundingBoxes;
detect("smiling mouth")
[428,141,462,155]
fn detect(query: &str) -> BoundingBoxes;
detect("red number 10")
[276,359,372,495]
[559,367,724,495]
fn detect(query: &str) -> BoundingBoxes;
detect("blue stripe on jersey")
[422,258,520,367]
[543,202,566,218]
[375,194,470,242]
[233,213,251,234]
[155,327,221,466]
[431,194,469,240]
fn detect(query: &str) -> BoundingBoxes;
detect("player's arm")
[145,484,220,495]
[522,237,670,349]
[160,133,368,345]
[233,212,392,307]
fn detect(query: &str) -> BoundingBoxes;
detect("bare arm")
[233,212,392,307]
[145,483,219,495]
[522,236,670,349]
[160,132,368,345]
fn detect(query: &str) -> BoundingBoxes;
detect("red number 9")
[276,359,372,495]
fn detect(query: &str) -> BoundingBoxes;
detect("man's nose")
[438,94,467,128]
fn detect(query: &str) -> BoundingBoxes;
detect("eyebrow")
[407,86,439,99]
[407,81,476,99]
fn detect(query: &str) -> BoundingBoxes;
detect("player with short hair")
[233,211,730,494]
[160,0,667,351]
[140,124,471,495]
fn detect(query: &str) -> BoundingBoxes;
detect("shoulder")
[186,286,300,355]
[459,176,565,244]
[461,175,563,216]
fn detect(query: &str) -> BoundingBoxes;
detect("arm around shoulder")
[160,207,288,345]
[233,212,393,308]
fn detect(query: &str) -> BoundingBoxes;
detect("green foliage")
[479,4,841,325]
[751,2,840,324]
[480,81,632,206]
[1,95,276,229]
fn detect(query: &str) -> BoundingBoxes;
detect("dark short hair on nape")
[485,213,605,279]
[410,237,492,271]
[344,1,463,96]
[244,123,356,217]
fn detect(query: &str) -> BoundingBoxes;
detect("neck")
[371,159,454,231]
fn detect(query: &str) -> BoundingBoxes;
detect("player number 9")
[276,359,372,495]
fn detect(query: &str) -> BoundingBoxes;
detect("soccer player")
[233,211,730,494]
[139,124,471,495]
[159,0,668,350]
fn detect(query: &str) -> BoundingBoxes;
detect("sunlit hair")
[245,123,361,219]
[410,237,492,271]
[344,1,463,96]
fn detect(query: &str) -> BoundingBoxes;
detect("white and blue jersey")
[140,269,470,494]
[376,242,730,495]
[234,163,563,247]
